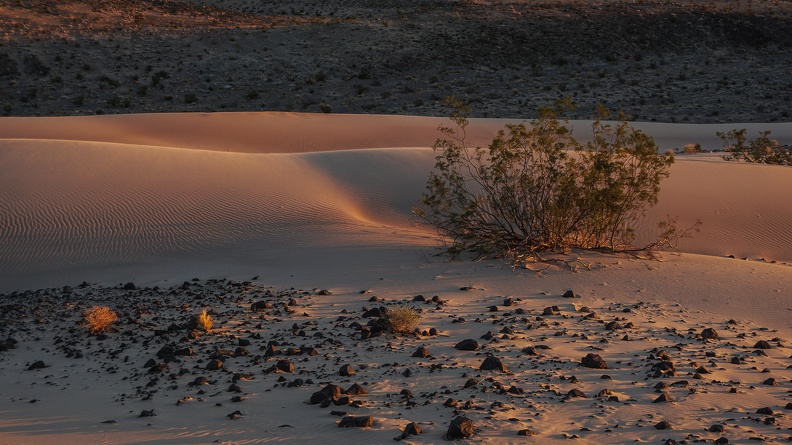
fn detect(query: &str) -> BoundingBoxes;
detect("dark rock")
[562,290,577,298]
[228,383,242,393]
[653,393,674,403]
[412,346,431,358]
[753,340,772,349]
[479,356,507,372]
[714,438,729,445]
[275,359,294,373]
[455,339,479,351]
[522,346,539,356]
[338,415,373,428]
[143,358,157,368]
[310,384,342,405]
[123,282,136,290]
[402,422,422,437]
[701,328,719,340]
[251,301,270,312]
[138,409,156,418]
[206,359,223,370]
[227,410,243,419]
[362,307,387,318]
[27,360,46,371]
[517,429,537,436]
[581,353,608,369]
[654,421,672,430]
[756,407,774,415]
[446,416,475,440]
[413,295,426,302]
[566,389,586,398]
[339,364,355,376]
[709,424,725,433]
[763,378,777,385]
[346,383,368,395]
[400,389,414,399]
[605,321,621,330]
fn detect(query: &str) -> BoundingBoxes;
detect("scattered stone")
[227,410,243,420]
[338,415,373,428]
[562,290,577,298]
[566,389,586,399]
[479,356,507,372]
[412,346,431,358]
[518,429,537,436]
[653,393,674,403]
[339,364,355,376]
[310,384,342,405]
[701,328,719,340]
[206,359,223,370]
[27,360,46,371]
[756,407,774,415]
[581,353,608,369]
[346,383,368,395]
[446,416,475,440]
[275,360,294,373]
[455,339,479,351]
[655,421,672,430]
[138,409,156,418]
[753,340,772,349]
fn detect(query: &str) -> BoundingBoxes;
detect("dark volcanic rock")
[346,383,368,395]
[339,364,355,376]
[27,360,46,370]
[655,420,672,430]
[412,346,431,358]
[455,339,479,351]
[753,340,772,349]
[581,353,608,369]
[701,328,719,340]
[275,359,294,373]
[310,384,342,405]
[479,356,507,372]
[562,290,578,298]
[338,415,373,428]
[446,416,475,440]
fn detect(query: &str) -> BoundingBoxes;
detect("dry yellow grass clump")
[384,306,421,334]
[82,306,118,334]
[194,309,213,332]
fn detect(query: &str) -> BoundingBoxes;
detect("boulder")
[446,416,475,440]
[479,356,508,372]
[701,328,719,340]
[338,415,373,428]
[454,339,479,351]
[581,353,608,369]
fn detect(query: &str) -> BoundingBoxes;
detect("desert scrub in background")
[384,306,421,334]
[719,129,791,166]
[415,97,677,265]
[82,306,118,334]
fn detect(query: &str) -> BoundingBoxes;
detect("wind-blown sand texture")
[0,113,790,444]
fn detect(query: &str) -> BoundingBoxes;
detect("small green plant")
[719,129,791,165]
[82,306,118,334]
[384,306,421,334]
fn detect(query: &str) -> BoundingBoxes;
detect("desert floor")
[0,112,790,444]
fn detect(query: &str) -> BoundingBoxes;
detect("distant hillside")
[1,0,790,121]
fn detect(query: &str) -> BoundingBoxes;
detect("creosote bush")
[384,306,421,334]
[719,129,791,165]
[415,98,677,264]
[82,305,118,334]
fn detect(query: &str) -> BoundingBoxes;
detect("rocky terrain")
[1,0,791,121]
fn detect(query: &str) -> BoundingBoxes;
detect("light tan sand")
[0,113,790,444]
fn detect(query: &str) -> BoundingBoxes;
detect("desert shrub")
[415,98,675,264]
[719,129,791,165]
[82,306,118,334]
[384,306,421,334]
[683,143,702,154]
[193,309,213,331]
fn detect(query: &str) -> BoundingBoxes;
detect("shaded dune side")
[1,139,790,292]
[0,140,434,283]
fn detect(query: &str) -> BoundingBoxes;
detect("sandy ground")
[0,112,790,444]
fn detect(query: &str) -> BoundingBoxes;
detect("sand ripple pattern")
[0,140,426,285]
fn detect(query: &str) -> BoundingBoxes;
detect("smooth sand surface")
[0,113,790,444]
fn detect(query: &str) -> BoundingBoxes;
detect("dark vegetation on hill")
[1,0,790,121]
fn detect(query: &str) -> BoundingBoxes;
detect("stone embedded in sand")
[138,409,156,418]
[402,422,422,437]
[143,358,156,368]
[701,328,719,340]
[714,438,729,445]
[338,415,373,428]
[566,389,586,398]
[756,407,774,415]
[339,364,355,376]
[581,353,608,369]
[518,429,537,436]
[27,360,46,370]
[228,383,242,393]
[346,383,368,395]
[250,301,270,312]
[562,290,577,298]
[362,307,386,318]
[412,346,431,358]
[653,393,674,403]
[754,340,772,349]
[654,420,672,430]
[463,378,479,388]
[275,359,294,373]
[148,363,169,374]
[605,321,621,330]
[206,359,223,370]
[310,384,342,405]
[455,339,479,351]
[709,424,725,433]
[479,356,508,372]
[522,346,539,356]
[227,410,242,420]
[762,378,777,386]
[123,282,136,290]
[446,416,475,440]
[444,398,458,408]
